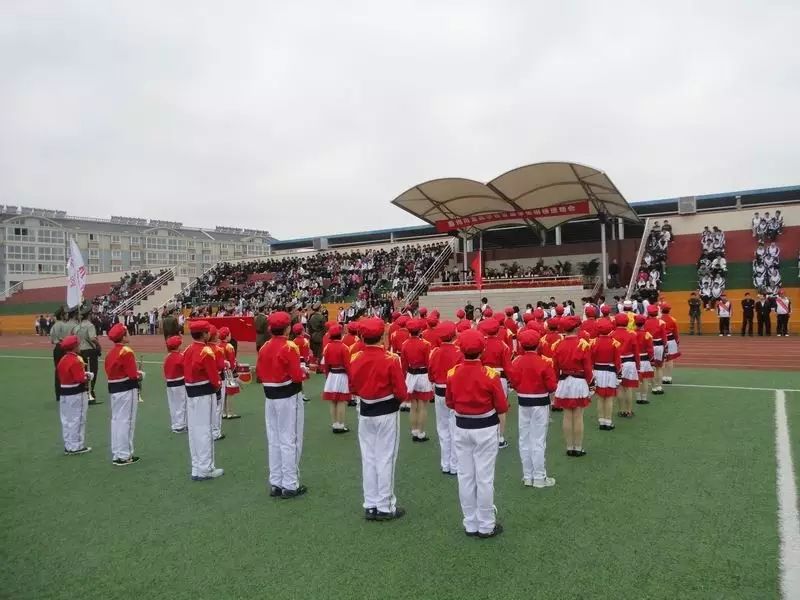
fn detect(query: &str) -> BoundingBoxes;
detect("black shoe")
[269,485,283,497]
[465,529,479,537]
[652,389,665,395]
[88,399,103,405]
[636,400,649,405]
[415,435,430,442]
[347,400,357,407]
[618,411,626,417]
[113,456,140,466]
[478,523,503,538]
[574,449,587,457]
[607,423,615,430]
[374,506,406,521]
[599,424,608,431]
[281,485,308,499]
[365,508,378,521]
[498,440,509,449]
[551,407,563,412]
[214,434,226,441]
[566,450,577,457]
[302,396,311,403]
[399,405,410,412]
[65,446,92,455]
[663,380,672,385]
[332,426,350,434]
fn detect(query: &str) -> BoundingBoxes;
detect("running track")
[3,333,798,371]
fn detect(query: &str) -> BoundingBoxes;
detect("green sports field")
[1,349,799,600]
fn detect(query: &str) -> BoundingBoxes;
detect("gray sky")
[2,1,798,240]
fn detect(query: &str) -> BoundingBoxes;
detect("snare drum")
[236,363,252,384]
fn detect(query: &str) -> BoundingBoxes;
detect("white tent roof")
[391,161,639,235]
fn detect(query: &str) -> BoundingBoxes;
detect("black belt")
[407,367,428,375]
[667,334,676,341]
[593,364,616,373]
[167,378,185,388]
[108,379,138,393]
[58,383,87,396]
[329,367,347,374]
[517,395,550,407]
[434,385,446,397]
[621,356,635,363]
[359,397,400,417]
[186,382,217,397]
[263,381,302,399]
[558,373,585,380]
[639,353,649,361]
[653,340,664,346]
[456,413,500,429]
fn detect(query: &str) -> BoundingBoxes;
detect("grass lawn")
[1,351,797,600]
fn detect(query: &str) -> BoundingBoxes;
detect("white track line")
[672,384,800,393]
[775,390,800,599]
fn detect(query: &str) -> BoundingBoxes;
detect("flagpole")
[478,231,483,291]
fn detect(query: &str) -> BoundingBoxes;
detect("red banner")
[470,252,482,291]
[200,316,256,342]
[435,200,590,232]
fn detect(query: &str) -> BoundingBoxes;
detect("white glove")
[138,370,145,380]
[85,372,94,382]
[224,360,231,369]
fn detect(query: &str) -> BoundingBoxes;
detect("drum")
[236,363,252,384]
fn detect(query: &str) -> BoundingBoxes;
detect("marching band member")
[422,316,441,348]
[634,315,654,405]
[597,304,614,331]
[428,321,463,475]
[349,317,408,521]
[104,323,142,466]
[219,327,241,419]
[291,323,312,402]
[342,322,360,348]
[256,311,307,498]
[660,303,680,384]
[207,326,226,441]
[456,308,471,330]
[551,316,594,456]
[579,306,598,340]
[391,316,412,412]
[183,320,223,481]
[446,329,508,538]
[57,335,93,455]
[591,319,621,430]
[401,318,434,442]
[612,314,640,418]
[163,335,187,433]
[322,324,352,434]
[540,317,564,412]
[644,305,667,395]
[509,329,557,488]
[478,318,513,449]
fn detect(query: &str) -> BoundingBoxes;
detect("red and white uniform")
[539,331,563,359]
[390,328,410,354]
[322,340,351,402]
[551,336,594,409]
[579,319,598,341]
[294,334,311,369]
[105,343,140,462]
[611,327,641,388]
[661,314,681,359]
[509,351,557,481]
[644,317,667,366]
[422,327,441,348]
[591,335,622,397]
[222,340,240,396]
[428,342,464,473]
[57,352,90,452]
[401,336,434,401]
[183,341,221,478]
[211,342,227,439]
[636,329,654,378]
[163,349,187,431]
[341,332,359,348]
[481,336,513,396]
[446,361,508,535]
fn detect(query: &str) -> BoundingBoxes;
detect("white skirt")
[639,359,653,374]
[406,372,433,394]
[621,362,639,381]
[666,339,679,357]
[555,376,590,399]
[653,345,664,362]
[324,372,350,394]
[594,369,618,389]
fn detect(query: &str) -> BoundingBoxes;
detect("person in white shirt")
[717,295,732,336]
[775,290,791,336]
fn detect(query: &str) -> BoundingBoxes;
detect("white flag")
[66,240,87,309]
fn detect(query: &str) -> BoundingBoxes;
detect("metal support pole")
[618,218,625,240]
[555,226,562,246]
[462,231,468,278]
[600,220,608,293]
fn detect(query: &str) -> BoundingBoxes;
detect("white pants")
[265,394,304,490]
[358,411,400,512]
[110,388,138,461]
[166,385,187,431]
[455,424,498,534]
[434,392,457,473]
[187,394,215,477]
[212,386,225,439]
[59,392,88,451]
[518,405,549,480]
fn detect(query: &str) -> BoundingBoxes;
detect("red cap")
[360,317,385,339]
[291,323,304,335]
[60,335,79,351]
[547,317,560,331]
[555,305,565,316]
[478,318,500,336]
[418,307,428,317]
[600,305,611,315]
[483,307,494,318]
[328,324,342,337]
[560,316,581,332]
[456,308,466,319]
[494,312,504,323]
[533,308,545,320]
[584,305,597,318]
[517,329,541,349]
[391,311,400,321]
[661,303,671,313]
[397,315,409,328]
[347,322,360,335]
[325,321,334,330]
[166,335,183,350]
[431,310,440,319]
[189,320,209,333]
[596,320,613,335]
[522,312,534,323]
[459,329,486,354]
[207,325,218,339]
[437,321,457,341]
[526,320,540,331]
[456,320,472,332]
[407,318,423,334]
[218,326,231,340]
[647,305,659,316]
[634,314,646,326]
[108,323,127,343]
[504,306,514,316]
[267,311,291,330]
[427,316,439,328]
[614,313,629,327]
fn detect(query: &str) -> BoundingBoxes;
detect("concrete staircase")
[128,276,190,312]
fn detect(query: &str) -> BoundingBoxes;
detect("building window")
[111,235,121,243]
[131,250,141,261]
[187,240,195,248]
[131,236,141,246]
[37,247,65,262]
[111,265,122,272]
[88,233,97,241]
[188,253,196,261]
[37,229,65,244]
[7,227,34,242]
[202,241,210,249]
[111,249,122,259]
[89,265,100,274]
[6,245,36,260]
[89,249,99,259]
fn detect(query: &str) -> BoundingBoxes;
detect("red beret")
[526,320,540,331]
[291,323,304,335]
[522,312,534,323]
[418,307,428,317]
[478,318,500,336]
[547,317,560,331]
[600,305,611,315]
[459,329,486,354]
[504,306,514,316]
[60,335,79,351]
[456,320,472,332]
[391,311,400,321]
[483,307,493,318]
[584,306,597,318]
[267,311,291,330]
[189,320,209,333]
[427,316,439,328]
[596,320,613,335]
[647,304,659,316]
[560,316,581,332]
[455,308,466,319]
[328,324,342,337]
[397,315,409,328]
[218,326,231,339]
[660,303,671,313]
[108,323,127,343]
[347,322,360,334]
[555,305,565,316]
[634,314,646,326]
[207,325,218,339]
[437,321,457,341]
[533,308,545,319]
[360,317,385,339]
[166,335,183,350]
[494,312,505,323]
[407,318,423,334]
[517,329,541,349]
[430,310,440,319]
[615,313,629,327]
[325,321,334,330]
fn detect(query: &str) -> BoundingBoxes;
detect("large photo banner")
[435,200,590,232]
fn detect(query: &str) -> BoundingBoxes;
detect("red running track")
[3,334,798,371]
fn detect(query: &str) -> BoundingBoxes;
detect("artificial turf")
[1,351,797,600]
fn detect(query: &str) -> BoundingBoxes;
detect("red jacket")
[539,332,563,359]
[349,339,366,355]
[348,346,408,402]
[611,327,641,370]
[661,314,680,343]
[428,342,463,386]
[503,317,519,336]
[390,329,410,353]
[508,351,557,404]
[591,335,622,373]
[183,341,221,396]
[636,329,654,362]
[221,341,237,370]
[212,343,226,372]
[579,318,598,341]
[445,361,509,416]
[294,334,311,365]
[526,320,546,336]
[322,339,351,373]
[421,328,441,348]
[596,316,614,332]
[163,350,184,383]
[104,343,139,390]
[400,336,432,372]
[256,336,304,394]
[341,333,358,348]
[57,352,89,392]
[481,336,512,375]
[551,335,594,384]
[644,317,666,343]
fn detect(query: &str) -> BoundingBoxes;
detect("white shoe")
[523,478,533,487]
[210,468,224,478]
[533,477,556,488]
[718,334,723,337]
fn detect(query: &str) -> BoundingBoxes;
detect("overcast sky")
[1,1,798,240]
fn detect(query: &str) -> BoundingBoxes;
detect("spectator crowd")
[752,210,786,295]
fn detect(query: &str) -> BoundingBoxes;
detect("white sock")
[499,435,505,443]
[411,429,419,437]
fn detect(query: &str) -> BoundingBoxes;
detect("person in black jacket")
[756,294,773,336]
[741,292,755,336]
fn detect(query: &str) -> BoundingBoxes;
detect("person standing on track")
[687,292,702,335]
[104,323,142,467]
[776,289,792,336]
[741,292,755,337]
[717,294,732,337]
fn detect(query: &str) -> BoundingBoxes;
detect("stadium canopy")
[391,161,639,237]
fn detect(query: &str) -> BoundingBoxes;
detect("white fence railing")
[428,273,584,291]
[402,239,457,306]
[625,218,653,300]
[112,267,176,315]
[0,280,24,301]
